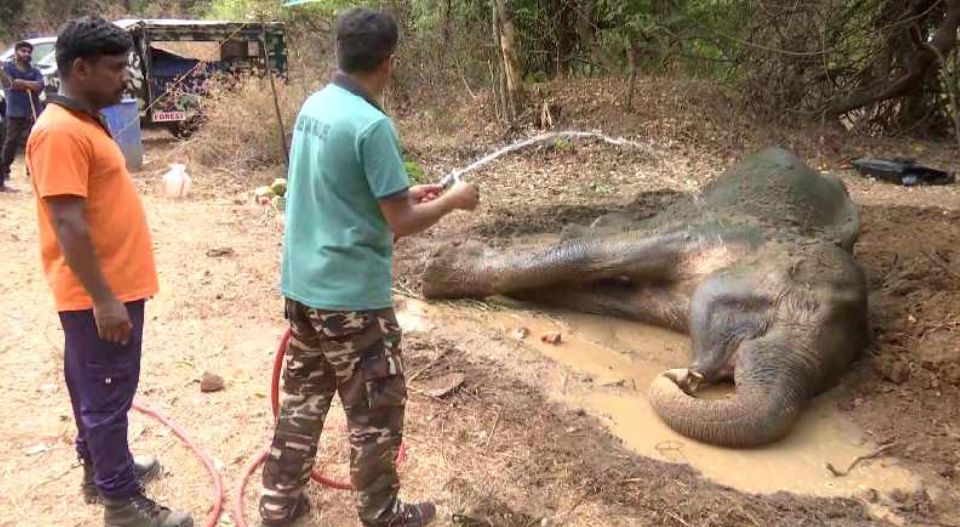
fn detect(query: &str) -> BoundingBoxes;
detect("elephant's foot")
[422,239,492,299]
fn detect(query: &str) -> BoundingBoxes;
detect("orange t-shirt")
[26,99,158,312]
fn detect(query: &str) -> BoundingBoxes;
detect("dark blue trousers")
[59,300,145,500]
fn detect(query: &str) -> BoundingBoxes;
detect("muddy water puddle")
[397,298,920,499]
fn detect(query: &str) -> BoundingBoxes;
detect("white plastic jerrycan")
[162,164,192,198]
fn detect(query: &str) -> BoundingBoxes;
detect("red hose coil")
[132,401,224,527]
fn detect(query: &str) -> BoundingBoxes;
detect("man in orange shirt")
[26,16,192,527]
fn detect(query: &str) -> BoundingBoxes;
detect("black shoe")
[83,455,163,505]
[260,494,310,526]
[387,502,437,527]
[102,492,194,527]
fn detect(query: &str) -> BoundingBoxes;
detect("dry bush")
[8,0,128,37]
[182,74,321,173]
[179,16,339,177]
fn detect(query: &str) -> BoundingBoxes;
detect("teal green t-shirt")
[281,84,410,311]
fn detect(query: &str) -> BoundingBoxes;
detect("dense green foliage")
[2,0,958,136]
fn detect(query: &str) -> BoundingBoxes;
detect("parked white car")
[0,36,56,64]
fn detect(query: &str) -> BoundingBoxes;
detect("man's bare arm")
[16,79,42,91]
[47,196,132,344]
[379,182,479,238]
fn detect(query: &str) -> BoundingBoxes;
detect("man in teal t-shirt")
[261,8,479,527]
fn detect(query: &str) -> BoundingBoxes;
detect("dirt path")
[1,132,958,527]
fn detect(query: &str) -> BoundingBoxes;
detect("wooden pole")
[258,13,289,165]
[28,92,37,121]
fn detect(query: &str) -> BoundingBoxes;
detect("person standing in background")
[1,40,44,192]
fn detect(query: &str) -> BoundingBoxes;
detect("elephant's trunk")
[648,369,803,448]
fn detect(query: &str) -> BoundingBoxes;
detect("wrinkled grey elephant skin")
[422,148,869,448]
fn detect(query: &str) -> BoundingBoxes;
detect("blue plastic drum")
[100,99,143,171]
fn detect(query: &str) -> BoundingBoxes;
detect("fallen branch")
[392,282,422,300]
[547,491,590,525]
[409,388,454,405]
[27,463,76,494]
[922,250,960,284]
[826,442,898,477]
[408,346,453,383]
[666,511,693,527]
[483,407,503,454]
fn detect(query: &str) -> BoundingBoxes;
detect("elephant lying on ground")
[422,148,869,448]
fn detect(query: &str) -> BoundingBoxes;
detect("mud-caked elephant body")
[423,148,869,447]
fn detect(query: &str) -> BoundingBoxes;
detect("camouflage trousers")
[260,299,407,526]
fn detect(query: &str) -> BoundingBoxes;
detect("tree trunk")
[438,0,452,65]
[575,0,595,52]
[573,0,616,74]
[493,0,524,122]
[828,0,960,120]
[933,45,960,151]
[627,43,639,111]
[652,0,676,70]
[551,0,575,75]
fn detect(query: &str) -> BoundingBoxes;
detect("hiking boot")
[387,502,437,527]
[82,455,162,505]
[260,494,310,526]
[103,492,193,527]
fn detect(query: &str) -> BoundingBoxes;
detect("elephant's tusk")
[661,368,706,395]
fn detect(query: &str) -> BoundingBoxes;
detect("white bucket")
[162,164,192,198]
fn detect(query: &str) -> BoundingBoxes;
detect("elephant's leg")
[509,280,690,333]
[422,231,690,300]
